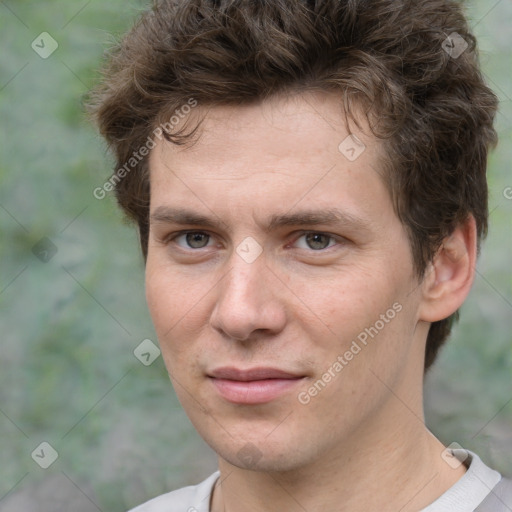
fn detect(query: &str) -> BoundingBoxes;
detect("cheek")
[146,262,197,328]
[313,275,412,373]
[145,267,172,333]
[145,263,212,365]
[292,271,383,338]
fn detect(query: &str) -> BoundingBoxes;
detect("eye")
[293,232,338,251]
[173,231,214,249]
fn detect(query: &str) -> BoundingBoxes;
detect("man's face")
[146,92,427,472]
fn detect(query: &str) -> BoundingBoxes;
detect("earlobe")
[418,216,477,322]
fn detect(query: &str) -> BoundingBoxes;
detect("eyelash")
[166,230,342,252]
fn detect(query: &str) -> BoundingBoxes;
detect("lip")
[208,367,305,405]
[209,366,302,381]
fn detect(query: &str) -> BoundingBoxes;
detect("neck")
[211,387,466,512]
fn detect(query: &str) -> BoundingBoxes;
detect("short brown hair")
[89,0,498,371]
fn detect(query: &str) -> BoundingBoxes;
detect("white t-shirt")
[128,449,502,512]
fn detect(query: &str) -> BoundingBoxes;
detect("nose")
[209,251,287,342]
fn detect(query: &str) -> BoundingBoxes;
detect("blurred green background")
[0,0,511,510]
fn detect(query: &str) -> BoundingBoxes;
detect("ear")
[418,215,477,323]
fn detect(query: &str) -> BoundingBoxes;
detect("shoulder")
[127,471,220,512]
[476,476,512,511]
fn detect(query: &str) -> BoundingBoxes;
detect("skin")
[145,91,476,512]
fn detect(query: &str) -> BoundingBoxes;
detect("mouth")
[207,367,306,405]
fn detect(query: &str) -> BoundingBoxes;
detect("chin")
[209,432,313,473]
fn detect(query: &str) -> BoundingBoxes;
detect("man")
[89,0,511,510]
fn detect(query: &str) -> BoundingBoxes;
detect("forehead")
[147,91,393,228]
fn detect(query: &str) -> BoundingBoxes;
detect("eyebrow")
[150,206,371,233]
